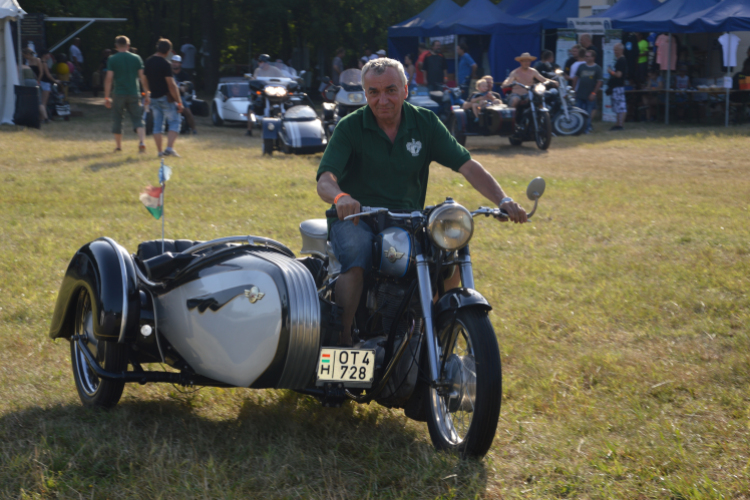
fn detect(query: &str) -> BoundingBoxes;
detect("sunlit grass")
[1,100,749,498]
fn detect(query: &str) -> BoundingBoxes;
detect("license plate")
[316,348,375,388]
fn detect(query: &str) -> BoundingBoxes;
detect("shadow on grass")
[87,156,146,172]
[0,392,488,496]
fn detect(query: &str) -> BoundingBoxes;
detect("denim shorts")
[40,81,51,92]
[330,219,375,275]
[151,96,180,134]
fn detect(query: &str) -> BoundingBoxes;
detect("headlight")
[534,83,546,95]
[427,202,474,251]
[347,93,364,103]
[264,86,287,97]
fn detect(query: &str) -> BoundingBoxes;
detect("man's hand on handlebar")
[335,194,362,225]
[498,199,528,224]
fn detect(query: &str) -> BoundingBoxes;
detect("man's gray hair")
[361,57,407,87]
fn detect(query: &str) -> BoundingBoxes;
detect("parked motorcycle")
[545,69,588,137]
[321,69,366,138]
[449,81,552,150]
[49,177,546,458]
[407,84,464,124]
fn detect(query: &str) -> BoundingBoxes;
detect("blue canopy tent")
[671,0,750,32]
[588,0,661,20]
[496,0,547,16]
[614,0,720,32]
[508,0,579,30]
[387,0,461,62]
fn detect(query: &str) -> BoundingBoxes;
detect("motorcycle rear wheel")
[426,308,502,459]
[553,111,585,136]
[70,289,127,408]
[535,110,552,150]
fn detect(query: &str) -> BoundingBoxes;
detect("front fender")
[262,117,281,139]
[434,287,492,319]
[49,238,140,343]
[569,106,590,118]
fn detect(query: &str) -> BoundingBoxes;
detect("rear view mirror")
[526,177,546,201]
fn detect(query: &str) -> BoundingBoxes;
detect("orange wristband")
[333,192,349,205]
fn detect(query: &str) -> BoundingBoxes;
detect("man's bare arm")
[103,71,113,100]
[458,159,527,223]
[317,172,361,223]
[138,69,150,104]
[165,76,183,110]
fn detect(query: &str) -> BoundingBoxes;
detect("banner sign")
[567,18,611,35]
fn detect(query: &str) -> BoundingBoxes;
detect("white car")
[212,77,257,127]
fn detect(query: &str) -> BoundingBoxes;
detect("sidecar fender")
[49,238,140,343]
[434,287,492,319]
[262,118,281,139]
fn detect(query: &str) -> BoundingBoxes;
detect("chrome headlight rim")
[427,203,474,252]
[347,92,364,103]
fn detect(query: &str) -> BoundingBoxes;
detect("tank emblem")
[384,246,405,263]
[245,286,265,303]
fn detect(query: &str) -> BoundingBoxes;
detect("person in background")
[180,37,197,79]
[636,33,649,87]
[642,68,663,122]
[456,42,477,99]
[463,78,500,121]
[55,53,71,100]
[332,47,345,85]
[364,48,377,61]
[572,49,603,134]
[563,44,581,82]
[414,43,428,87]
[104,35,150,153]
[422,39,447,91]
[579,33,602,67]
[145,38,184,157]
[358,56,368,69]
[21,47,48,123]
[69,37,84,92]
[38,50,61,124]
[502,52,556,108]
[171,55,197,135]
[569,48,587,86]
[403,53,416,88]
[673,65,691,120]
[376,49,386,58]
[607,43,627,131]
[533,50,557,78]
[252,54,285,78]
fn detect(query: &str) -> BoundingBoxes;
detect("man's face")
[580,35,591,47]
[585,53,595,64]
[520,59,531,69]
[614,46,623,58]
[363,67,407,123]
[432,42,441,53]
[457,47,464,57]
[172,61,181,72]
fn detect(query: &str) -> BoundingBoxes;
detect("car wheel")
[212,103,223,126]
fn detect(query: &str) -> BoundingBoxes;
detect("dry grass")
[1,98,749,499]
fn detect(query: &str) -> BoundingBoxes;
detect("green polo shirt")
[107,51,144,96]
[317,101,471,220]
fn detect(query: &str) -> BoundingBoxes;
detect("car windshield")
[339,69,361,86]
[225,83,249,97]
[284,106,317,120]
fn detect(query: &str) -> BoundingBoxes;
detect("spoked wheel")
[426,308,502,459]
[553,111,585,136]
[534,110,552,150]
[448,115,467,146]
[70,288,127,408]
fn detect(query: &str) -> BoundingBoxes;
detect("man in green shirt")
[316,58,527,346]
[104,35,151,153]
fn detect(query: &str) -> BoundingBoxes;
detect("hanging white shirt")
[718,33,740,67]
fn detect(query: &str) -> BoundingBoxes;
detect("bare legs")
[153,130,178,154]
[113,127,145,151]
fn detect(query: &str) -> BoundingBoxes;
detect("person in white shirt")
[569,48,586,89]
[180,37,197,77]
[69,38,84,71]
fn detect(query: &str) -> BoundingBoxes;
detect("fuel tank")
[152,249,320,389]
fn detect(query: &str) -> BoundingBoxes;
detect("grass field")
[1,99,749,499]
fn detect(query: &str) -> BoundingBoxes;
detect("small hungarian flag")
[139,186,163,219]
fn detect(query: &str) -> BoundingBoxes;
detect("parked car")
[212,77,257,128]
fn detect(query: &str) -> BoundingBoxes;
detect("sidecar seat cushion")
[137,239,203,261]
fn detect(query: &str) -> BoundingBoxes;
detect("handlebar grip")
[325,208,338,218]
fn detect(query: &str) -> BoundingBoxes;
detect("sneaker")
[138,143,146,154]
[163,148,181,157]
[113,147,122,152]
[157,151,164,157]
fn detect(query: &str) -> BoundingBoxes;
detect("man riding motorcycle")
[253,54,286,78]
[316,57,528,347]
[501,52,558,108]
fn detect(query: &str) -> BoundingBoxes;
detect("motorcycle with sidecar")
[321,69,367,139]
[448,81,553,151]
[49,178,545,458]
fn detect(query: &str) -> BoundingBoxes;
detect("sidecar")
[261,104,328,156]
[448,103,516,147]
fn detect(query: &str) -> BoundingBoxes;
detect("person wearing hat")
[171,55,197,135]
[376,49,386,58]
[253,54,285,78]
[501,52,557,108]
[358,56,369,69]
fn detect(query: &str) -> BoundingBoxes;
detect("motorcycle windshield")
[339,69,362,87]
[270,62,296,79]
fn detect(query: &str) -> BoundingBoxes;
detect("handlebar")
[326,204,537,221]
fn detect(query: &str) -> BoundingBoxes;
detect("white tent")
[0,0,26,125]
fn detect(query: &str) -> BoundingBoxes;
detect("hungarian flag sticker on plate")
[316,348,375,388]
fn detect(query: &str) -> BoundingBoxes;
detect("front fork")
[416,246,474,386]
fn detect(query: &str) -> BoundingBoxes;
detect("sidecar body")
[49,237,324,390]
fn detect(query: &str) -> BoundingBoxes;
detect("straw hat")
[515,52,537,62]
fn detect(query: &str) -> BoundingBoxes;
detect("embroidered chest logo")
[406,139,422,157]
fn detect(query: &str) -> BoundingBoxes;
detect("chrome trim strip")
[99,237,129,343]
[458,254,475,290]
[417,254,440,384]
[143,288,165,363]
[180,235,294,258]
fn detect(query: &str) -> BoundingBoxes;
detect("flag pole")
[160,159,166,253]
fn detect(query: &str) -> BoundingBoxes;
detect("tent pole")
[725,32,730,127]
[454,34,457,86]
[665,34,671,125]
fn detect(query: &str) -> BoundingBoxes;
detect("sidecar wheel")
[69,289,127,408]
[263,138,274,156]
[426,308,501,459]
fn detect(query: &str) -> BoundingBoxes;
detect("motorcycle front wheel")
[426,308,502,459]
[69,288,128,408]
[553,111,585,136]
[534,110,552,150]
